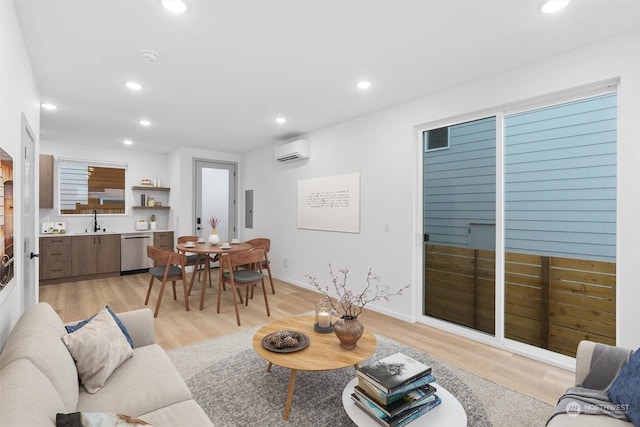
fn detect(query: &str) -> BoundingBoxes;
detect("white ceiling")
[14,0,640,154]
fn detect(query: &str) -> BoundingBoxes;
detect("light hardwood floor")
[39,271,574,406]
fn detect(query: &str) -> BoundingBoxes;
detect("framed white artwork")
[297,173,360,233]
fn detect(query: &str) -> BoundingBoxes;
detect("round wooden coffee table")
[253,315,376,420]
[342,377,467,426]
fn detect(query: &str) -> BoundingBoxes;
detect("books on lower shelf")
[352,352,440,426]
[358,372,437,406]
[354,383,437,418]
[351,391,442,427]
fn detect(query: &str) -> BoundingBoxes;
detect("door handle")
[30,252,39,259]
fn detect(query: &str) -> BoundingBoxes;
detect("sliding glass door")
[422,117,497,336]
[422,91,617,357]
[503,93,617,356]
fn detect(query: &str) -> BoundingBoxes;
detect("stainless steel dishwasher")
[121,233,154,272]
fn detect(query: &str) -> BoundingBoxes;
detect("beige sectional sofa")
[0,302,213,427]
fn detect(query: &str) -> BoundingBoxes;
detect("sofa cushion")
[55,412,153,427]
[62,307,133,394]
[77,344,193,417]
[65,305,134,348]
[0,358,67,427]
[0,302,79,411]
[111,308,156,348]
[608,348,640,425]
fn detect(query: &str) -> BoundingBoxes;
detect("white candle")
[318,311,331,328]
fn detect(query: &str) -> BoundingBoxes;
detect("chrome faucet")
[93,210,99,232]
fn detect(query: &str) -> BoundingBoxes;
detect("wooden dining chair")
[145,246,189,318]
[177,235,211,285]
[218,248,270,326]
[243,238,275,294]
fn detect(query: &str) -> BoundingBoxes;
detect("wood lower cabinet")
[71,234,121,276]
[96,235,121,273]
[40,236,71,280]
[40,233,122,284]
[153,231,174,251]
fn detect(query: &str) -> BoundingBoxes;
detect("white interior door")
[21,114,36,310]
[194,160,237,242]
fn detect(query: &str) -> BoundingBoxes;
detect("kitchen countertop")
[40,229,173,237]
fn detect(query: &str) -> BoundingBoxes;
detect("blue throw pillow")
[65,306,134,348]
[608,347,640,425]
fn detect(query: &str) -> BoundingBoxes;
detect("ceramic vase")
[333,316,364,350]
[208,229,220,245]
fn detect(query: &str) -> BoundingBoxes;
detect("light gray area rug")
[168,327,553,426]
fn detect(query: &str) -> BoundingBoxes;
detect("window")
[504,93,617,262]
[423,126,449,151]
[59,159,126,215]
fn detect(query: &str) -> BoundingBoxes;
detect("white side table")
[342,377,467,427]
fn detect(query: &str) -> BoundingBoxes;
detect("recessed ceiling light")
[541,0,570,14]
[162,0,187,14]
[123,139,133,145]
[139,120,151,127]
[41,103,58,110]
[125,81,143,91]
[275,117,287,124]
[356,81,372,90]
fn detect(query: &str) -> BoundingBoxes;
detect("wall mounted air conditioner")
[274,139,310,163]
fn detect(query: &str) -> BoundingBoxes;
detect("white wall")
[242,118,419,322]
[0,0,40,346]
[241,31,640,355]
[39,141,173,233]
[38,143,243,240]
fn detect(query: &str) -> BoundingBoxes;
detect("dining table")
[175,241,252,310]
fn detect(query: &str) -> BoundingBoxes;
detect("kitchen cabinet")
[71,234,121,277]
[153,231,174,251]
[39,154,54,209]
[40,236,71,280]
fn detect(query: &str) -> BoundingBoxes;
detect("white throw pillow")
[62,307,133,393]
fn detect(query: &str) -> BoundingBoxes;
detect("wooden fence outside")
[424,244,616,357]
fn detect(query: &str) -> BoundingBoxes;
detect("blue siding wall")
[424,117,496,246]
[504,93,617,262]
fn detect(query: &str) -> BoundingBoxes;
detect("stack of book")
[351,352,441,427]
